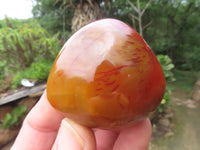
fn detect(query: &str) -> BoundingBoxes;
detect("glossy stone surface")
[47,19,166,129]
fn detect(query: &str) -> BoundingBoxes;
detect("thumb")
[52,118,96,150]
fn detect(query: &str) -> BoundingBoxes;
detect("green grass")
[0,80,10,92]
[168,69,200,93]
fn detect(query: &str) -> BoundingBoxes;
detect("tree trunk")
[71,0,101,33]
[127,0,152,37]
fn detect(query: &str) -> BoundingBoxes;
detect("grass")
[168,69,200,93]
[0,77,12,92]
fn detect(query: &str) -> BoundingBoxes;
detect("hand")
[11,91,152,150]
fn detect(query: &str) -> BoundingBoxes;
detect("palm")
[56,0,110,32]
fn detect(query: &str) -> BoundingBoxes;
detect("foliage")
[104,0,200,71]
[170,69,199,93]
[32,0,73,38]
[0,106,27,129]
[157,55,175,113]
[144,0,200,71]
[0,16,31,29]
[0,18,61,80]
[126,0,152,37]
[158,87,172,113]
[105,0,133,25]
[157,55,176,82]
[31,0,200,71]
[12,59,53,89]
[0,61,7,79]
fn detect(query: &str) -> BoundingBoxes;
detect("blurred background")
[0,0,200,149]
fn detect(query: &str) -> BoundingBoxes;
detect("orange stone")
[47,19,166,129]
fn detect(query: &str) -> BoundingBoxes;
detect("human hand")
[11,91,152,150]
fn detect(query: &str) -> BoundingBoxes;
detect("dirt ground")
[150,90,200,150]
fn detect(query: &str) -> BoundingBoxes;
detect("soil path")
[150,90,200,150]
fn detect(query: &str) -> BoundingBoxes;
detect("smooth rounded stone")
[159,118,170,127]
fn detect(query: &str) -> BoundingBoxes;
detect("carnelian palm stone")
[47,18,166,129]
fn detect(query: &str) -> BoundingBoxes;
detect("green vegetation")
[0,106,27,129]
[144,0,200,71]
[0,61,7,79]
[11,59,54,89]
[32,0,200,72]
[157,55,175,113]
[0,20,60,71]
[157,55,176,82]
[32,0,73,38]
[169,70,199,93]
[0,18,61,89]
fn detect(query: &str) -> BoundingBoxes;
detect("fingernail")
[61,118,85,149]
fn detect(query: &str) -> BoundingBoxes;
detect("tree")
[144,0,200,71]
[127,0,152,37]
[32,0,111,35]
[69,0,101,33]
[32,0,200,71]
[32,0,73,40]
[55,0,110,33]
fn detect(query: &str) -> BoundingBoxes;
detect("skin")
[11,91,152,150]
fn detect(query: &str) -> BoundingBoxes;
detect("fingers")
[95,129,119,150]
[11,90,151,150]
[52,118,96,150]
[95,119,152,150]
[25,91,64,131]
[11,91,96,150]
[113,119,152,150]
[11,91,65,150]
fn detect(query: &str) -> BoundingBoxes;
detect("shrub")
[157,55,175,113]
[0,106,27,129]
[12,59,53,89]
[157,55,176,82]
[0,18,61,79]
[0,61,7,79]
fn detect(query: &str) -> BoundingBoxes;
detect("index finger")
[11,91,65,150]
